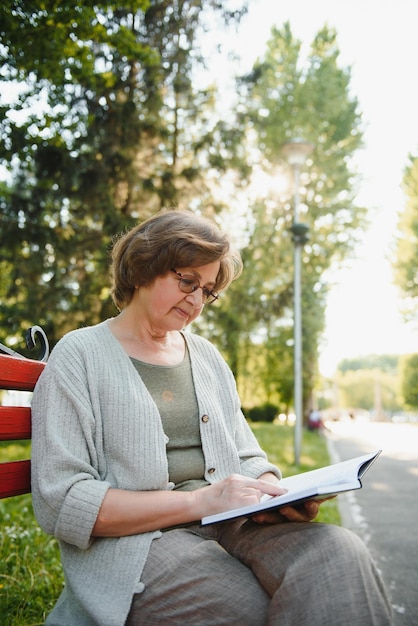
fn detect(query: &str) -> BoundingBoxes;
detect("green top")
[131,349,208,491]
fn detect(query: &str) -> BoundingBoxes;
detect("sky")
[214,0,418,375]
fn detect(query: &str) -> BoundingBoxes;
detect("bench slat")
[0,353,45,498]
[0,460,31,498]
[0,354,44,391]
[0,406,32,439]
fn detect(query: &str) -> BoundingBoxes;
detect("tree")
[336,369,402,417]
[1,9,368,422]
[201,199,295,405]
[209,23,365,411]
[339,354,399,374]
[401,353,418,409]
[394,154,418,319]
[0,0,247,350]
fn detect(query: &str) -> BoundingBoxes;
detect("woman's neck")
[108,314,185,366]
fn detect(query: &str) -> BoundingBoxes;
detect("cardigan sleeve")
[31,323,172,549]
[31,337,112,550]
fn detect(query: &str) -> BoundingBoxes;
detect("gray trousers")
[126,519,393,626]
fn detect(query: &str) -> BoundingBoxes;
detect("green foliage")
[331,354,404,416]
[242,403,278,422]
[394,154,418,316]
[315,352,418,417]
[213,22,365,412]
[1,9,365,421]
[1,424,339,625]
[401,353,418,408]
[336,369,402,416]
[0,1,246,348]
[339,354,399,374]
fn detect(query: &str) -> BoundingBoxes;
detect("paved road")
[325,420,418,626]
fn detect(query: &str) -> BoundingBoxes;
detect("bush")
[243,403,278,423]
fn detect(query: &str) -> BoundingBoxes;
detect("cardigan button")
[208,467,216,474]
[201,415,209,423]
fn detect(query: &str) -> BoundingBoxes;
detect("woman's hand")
[92,475,287,537]
[252,495,337,525]
[92,474,329,537]
[251,500,320,525]
[249,473,336,524]
[193,474,287,518]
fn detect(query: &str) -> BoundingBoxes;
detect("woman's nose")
[185,288,204,307]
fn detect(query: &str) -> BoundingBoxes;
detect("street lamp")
[281,138,314,465]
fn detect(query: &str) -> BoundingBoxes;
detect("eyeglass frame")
[170,268,219,304]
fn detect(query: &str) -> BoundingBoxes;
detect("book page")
[202,450,381,525]
[263,450,381,501]
[280,455,364,491]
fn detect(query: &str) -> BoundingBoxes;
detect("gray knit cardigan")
[31,320,280,626]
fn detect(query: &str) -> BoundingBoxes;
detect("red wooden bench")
[0,327,49,499]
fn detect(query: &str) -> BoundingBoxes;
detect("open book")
[201,449,381,526]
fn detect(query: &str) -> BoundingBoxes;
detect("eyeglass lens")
[171,269,218,304]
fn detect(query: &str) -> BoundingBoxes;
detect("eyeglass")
[171,268,219,304]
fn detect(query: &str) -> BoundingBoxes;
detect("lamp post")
[281,138,314,465]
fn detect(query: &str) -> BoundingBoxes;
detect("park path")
[325,419,418,626]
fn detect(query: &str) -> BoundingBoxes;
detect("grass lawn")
[1,423,340,625]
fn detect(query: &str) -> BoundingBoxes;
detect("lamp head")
[281,138,314,166]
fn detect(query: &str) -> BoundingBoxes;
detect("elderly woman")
[31,210,393,625]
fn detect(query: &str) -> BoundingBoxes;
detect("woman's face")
[134,261,221,331]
